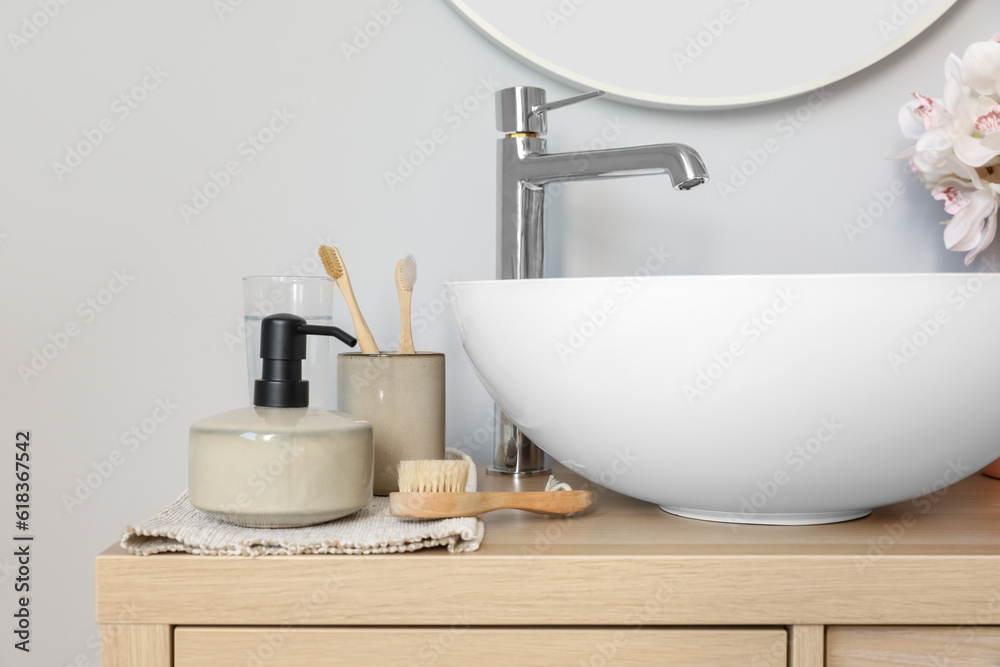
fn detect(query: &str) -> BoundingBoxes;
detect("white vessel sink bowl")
[449,274,1000,524]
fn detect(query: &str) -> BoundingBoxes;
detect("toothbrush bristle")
[398,459,469,493]
[399,254,417,292]
[318,245,344,279]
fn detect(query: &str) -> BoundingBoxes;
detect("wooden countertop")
[96,467,1000,627]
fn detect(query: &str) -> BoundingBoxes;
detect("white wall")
[0,0,995,662]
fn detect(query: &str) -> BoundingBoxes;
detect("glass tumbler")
[242,276,334,408]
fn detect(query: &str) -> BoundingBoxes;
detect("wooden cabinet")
[96,467,1000,667]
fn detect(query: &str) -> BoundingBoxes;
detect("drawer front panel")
[828,626,1000,666]
[175,627,787,666]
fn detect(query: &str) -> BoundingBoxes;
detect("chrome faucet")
[490,86,709,476]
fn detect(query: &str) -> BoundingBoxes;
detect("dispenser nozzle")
[297,323,357,348]
[254,313,356,408]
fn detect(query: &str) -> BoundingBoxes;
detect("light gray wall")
[0,0,995,663]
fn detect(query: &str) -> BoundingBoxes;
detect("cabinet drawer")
[828,626,1000,666]
[175,627,786,666]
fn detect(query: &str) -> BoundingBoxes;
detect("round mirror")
[444,0,961,109]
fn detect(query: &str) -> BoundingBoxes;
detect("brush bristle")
[398,459,469,493]
[318,244,344,279]
[398,254,417,292]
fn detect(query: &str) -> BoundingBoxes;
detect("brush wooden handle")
[389,490,593,518]
[396,278,415,355]
[335,274,380,354]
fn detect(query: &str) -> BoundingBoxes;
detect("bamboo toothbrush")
[395,255,417,354]
[390,460,594,518]
[318,244,380,354]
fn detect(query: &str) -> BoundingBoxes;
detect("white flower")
[899,36,1000,265]
[931,178,972,215]
[960,38,1000,97]
[935,181,998,259]
[952,97,1000,168]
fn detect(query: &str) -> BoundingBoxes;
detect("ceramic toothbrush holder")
[337,352,445,495]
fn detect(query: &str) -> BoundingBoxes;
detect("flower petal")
[944,52,963,84]
[935,175,976,188]
[983,132,1000,151]
[961,40,1000,96]
[944,189,998,251]
[887,145,916,161]
[964,206,999,265]
[912,127,959,175]
[921,90,954,129]
[943,78,964,117]
[954,133,1000,167]
[932,183,972,215]
[915,127,952,152]
[898,99,926,140]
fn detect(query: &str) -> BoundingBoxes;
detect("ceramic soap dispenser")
[188,313,373,528]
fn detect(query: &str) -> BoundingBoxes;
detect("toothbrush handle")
[389,490,594,518]
[336,275,380,354]
[398,287,415,354]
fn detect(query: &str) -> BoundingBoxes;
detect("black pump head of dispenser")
[253,313,357,408]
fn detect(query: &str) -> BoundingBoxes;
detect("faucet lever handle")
[531,90,604,116]
[497,86,605,135]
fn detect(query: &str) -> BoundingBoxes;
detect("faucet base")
[486,465,551,478]
[491,407,551,476]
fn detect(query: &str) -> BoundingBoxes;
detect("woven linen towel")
[121,448,484,556]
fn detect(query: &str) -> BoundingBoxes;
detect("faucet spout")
[520,142,709,191]
[497,135,709,281]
